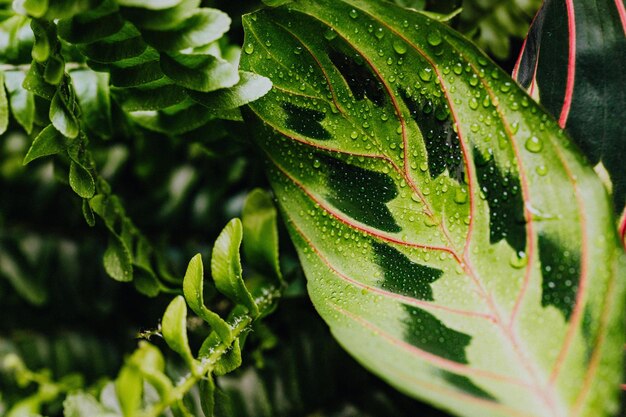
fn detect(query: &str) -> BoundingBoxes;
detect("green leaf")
[120,0,201,30]
[161,295,196,368]
[128,102,217,134]
[63,393,118,417]
[30,19,55,62]
[14,0,49,18]
[187,71,272,110]
[35,0,101,20]
[127,341,173,399]
[160,52,239,92]
[69,160,95,198]
[199,333,242,376]
[0,71,8,135]
[117,0,183,10]
[23,61,55,100]
[262,0,293,6]
[182,254,233,343]
[115,359,143,417]
[57,8,125,44]
[82,198,96,226]
[4,70,35,133]
[23,124,69,164]
[198,376,216,417]
[113,83,187,111]
[43,54,65,85]
[50,86,79,139]
[513,0,626,223]
[103,235,133,282]
[242,189,283,285]
[211,219,259,318]
[141,8,230,52]
[77,22,147,64]
[70,70,112,138]
[241,1,626,416]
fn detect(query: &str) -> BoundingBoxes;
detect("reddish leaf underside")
[513,0,626,249]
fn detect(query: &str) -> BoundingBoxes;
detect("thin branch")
[138,286,282,417]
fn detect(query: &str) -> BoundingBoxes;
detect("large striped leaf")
[240,1,626,416]
[512,0,626,246]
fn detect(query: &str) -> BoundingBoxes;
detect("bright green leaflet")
[240,1,626,416]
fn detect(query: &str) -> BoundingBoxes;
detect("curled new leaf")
[182,253,233,343]
[162,295,196,368]
[211,219,259,318]
[241,1,626,416]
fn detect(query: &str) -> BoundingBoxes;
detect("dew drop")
[509,252,527,269]
[418,67,433,82]
[525,136,543,153]
[393,39,408,55]
[454,188,467,204]
[324,29,337,40]
[244,43,255,54]
[349,9,358,19]
[427,30,442,46]
[535,165,548,176]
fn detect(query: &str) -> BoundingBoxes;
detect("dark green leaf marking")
[282,102,331,140]
[328,49,385,107]
[373,242,442,300]
[441,371,495,400]
[473,147,526,254]
[538,233,580,320]
[401,90,464,182]
[320,154,401,233]
[403,306,470,363]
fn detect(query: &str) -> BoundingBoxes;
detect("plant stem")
[138,286,282,417]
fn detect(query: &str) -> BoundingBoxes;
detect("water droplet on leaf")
[525,136,543,153]
[393,40,408,55]
[427,30,442,46]
[418,67,433,82]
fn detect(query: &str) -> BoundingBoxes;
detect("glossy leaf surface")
[512,0,626,236]
[211,218,259,318]
[241,1,626,416]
